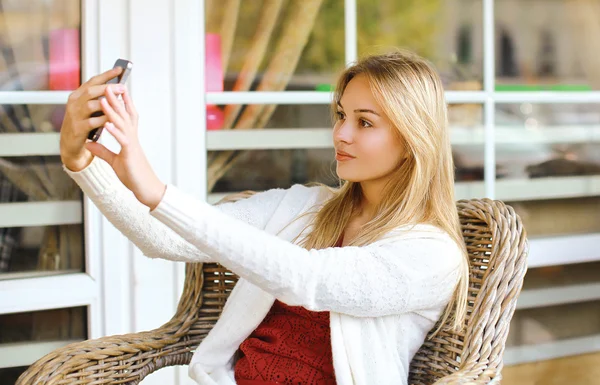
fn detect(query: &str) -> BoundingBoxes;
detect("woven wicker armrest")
[432,368,501,385]
[16,326,199,385]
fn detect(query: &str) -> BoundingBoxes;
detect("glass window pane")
[209,104,333,131]
[507,300,600,347]
[507,197,600,238]
[209,148,336,194]
[523,261,600,290]
[495,103,600,192]
[0,224,84,275]
[495,0,600,91]
[0,155,80,202]
[0,0,81,91]
[357,0,483,90]
[204,0,344,93]
[495,103,600,237]
[0,104,65,134]
[449,103,484,185]
[0,143,71,215]
[0,103,77,202]
[0,366,28,385]
[0,103,83,276]
[0,307,86,373]
[208,103,478,194]
[0,307,86,344]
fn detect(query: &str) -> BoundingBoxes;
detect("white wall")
[87,1,204,384]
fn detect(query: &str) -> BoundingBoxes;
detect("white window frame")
[0,0,105,369]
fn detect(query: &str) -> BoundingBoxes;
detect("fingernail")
[114,85,125,92]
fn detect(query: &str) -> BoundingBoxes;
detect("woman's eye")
[359,119,372,128]
[336,111,345,120]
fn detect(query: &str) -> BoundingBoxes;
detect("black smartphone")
[88,59,133,141]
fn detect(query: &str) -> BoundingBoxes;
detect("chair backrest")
[174,198,528,383]
[408,199,528,384]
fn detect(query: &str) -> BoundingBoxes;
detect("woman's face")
[333,74,406,184]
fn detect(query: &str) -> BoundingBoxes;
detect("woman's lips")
[335,152,355,161]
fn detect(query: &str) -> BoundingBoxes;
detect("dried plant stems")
[219,0,241,73]
[207,0,324,191]
[204,0,219,33]
[222,0,285,130]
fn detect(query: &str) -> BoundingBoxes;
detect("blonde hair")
[299,50,469,334]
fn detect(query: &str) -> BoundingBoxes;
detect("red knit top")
[233,240,342,385]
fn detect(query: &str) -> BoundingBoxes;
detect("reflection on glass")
[507,197,600,237]
[0,223,84,275]
[0,307,87,379]
[0,0,81,91]
[496,0,600,91]
[268,104,333,129]
[0,154,83,276]
[0,104,65,133]
[209,101,483,193]
[222,104,333,130]
[0,307,86,343]
[209,142,482,195]
[0,107,83,276]
[0,366,28,385]
[0,104,76,203]
[495,104,600,180]
[205,0,344,93]
[357,0,483,90]
[0,156,80,202]
[507,300,600,347]
[449,103,484,183]
[210,149,337,193]
[524,261,600,290]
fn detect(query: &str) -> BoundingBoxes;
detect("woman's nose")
[333,121,353,144]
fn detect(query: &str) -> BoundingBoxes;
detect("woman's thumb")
[85,142,116,165]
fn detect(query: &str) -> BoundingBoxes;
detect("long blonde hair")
[300,50,469,333]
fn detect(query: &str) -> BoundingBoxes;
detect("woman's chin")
[335,168,362,182]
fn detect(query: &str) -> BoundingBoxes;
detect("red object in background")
[205,33,224,130]
[49,28,81,91]
[206,105,224,130]
[205,33,224,92]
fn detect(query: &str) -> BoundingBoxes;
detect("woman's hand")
[60,67,123,172]
[85,85,166,210]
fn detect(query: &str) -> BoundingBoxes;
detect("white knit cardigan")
[65,157,462,385]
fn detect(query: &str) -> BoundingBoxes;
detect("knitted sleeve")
[64,157,287,263]
[150,184,463,317]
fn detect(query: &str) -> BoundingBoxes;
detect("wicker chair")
[17,198,528,385]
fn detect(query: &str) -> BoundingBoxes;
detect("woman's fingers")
[84,67,122,87]
[83,85,114,101]
[100,95,126,130]
[104,122,130,148]
[69,83,116,106]
[83,99,102,115]
[104,86,129,121]
[121,88,138,122]
[85,141,117,165]
[79,114,108,134]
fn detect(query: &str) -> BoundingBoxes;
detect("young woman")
[60,50,469,385]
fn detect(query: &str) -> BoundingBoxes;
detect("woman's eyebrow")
[337,102,380,116]
[354,109,380,116]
